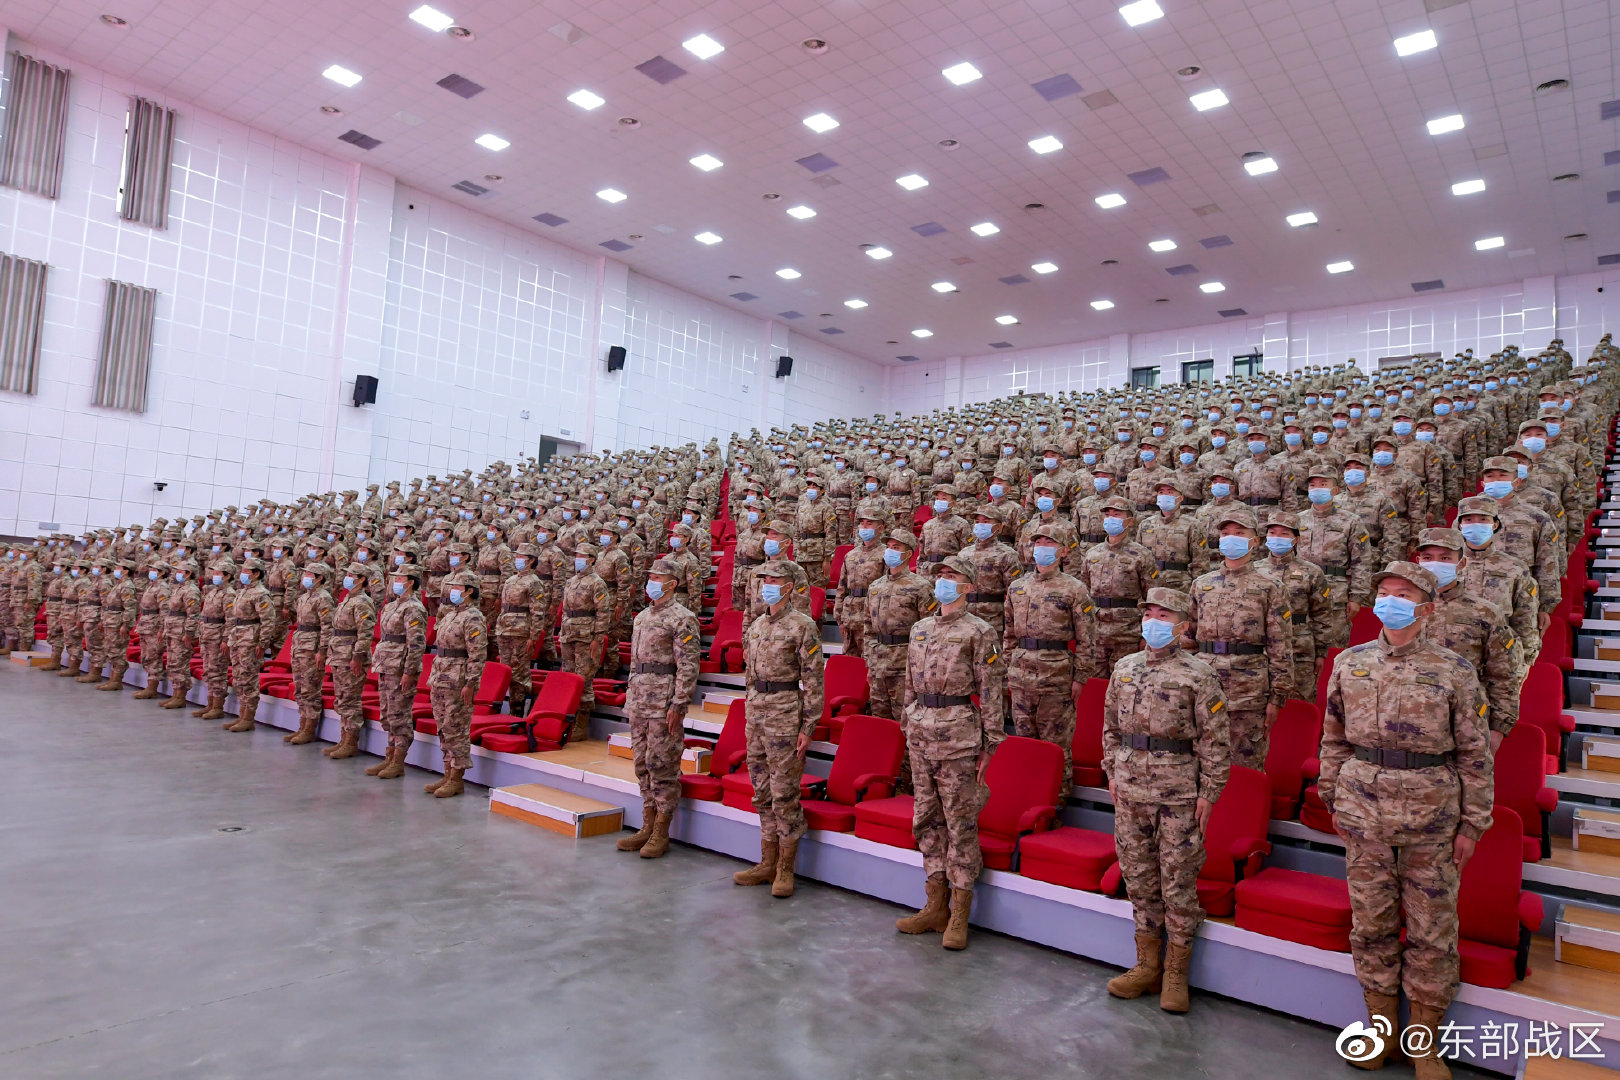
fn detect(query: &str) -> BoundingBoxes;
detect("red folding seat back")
[682,699,748,800]
[1071,677,1109,787]
[801,714,904,831]
[828,545,853,590]
[1458,807,1543,987]
[1348,607,1381,646]
[977,736,1065,870]
[824,654,870,717]
[1517,661,1572,773]
[1264,700,1321,821]
[809,586,826,622]
[1195,765,1272,915]
[1540,617,1572,672]
[1314,647,1343,715]
[1492,725,1557,862]
[472,662,512,712]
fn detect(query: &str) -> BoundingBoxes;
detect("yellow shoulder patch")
[1210,699,1223,712]
[1082,604,1094,614]
[807,642,821,655]
[986,651,998,665]
[1477,703,1488,718]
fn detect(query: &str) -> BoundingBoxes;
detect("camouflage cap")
[1098,495,1134,514]
[886,527,919,549]
[1372,560,1438,600]
[513,542,539,557]
[174,559,200,576]
[1213,506,1260,532]
[303,561,333,580]
[1520,416,1554,431]
[1415,528,1464,553]
[931,482,959,497]
[572,544,596,558]
[390,562,423,582]
[343,562,369,579]
[757,559,794,578]
[765,518,796,536]
[973,503,1006,523]
[239,557,265,574]
[1029,518,1073,544]
[649,556,682,576]
[1481,455,1519,472]
[938,555,976,582]
[1265,510,1301,533]
[1306,467,1339,483]
[855,498,891,522]
[1139,586,1192,615]
[1455,495,1500,519]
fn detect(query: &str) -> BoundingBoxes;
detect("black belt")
[737,557,762,566]
[1135,502,1155,512]
[231,618,259,625]
[632,663,676,675]
[802,532,824,538]
[296,623,320,631]
[1243,496,1273,506]
[63,599,78,605]
[1017,637,1072,650]
[1157,560,1189,571]
[382,633,407,643]
[843,588,868,598]
[439,648,468,659]
[1094,597,1137,608]
[876,632,910,645]
[564,609,595,618]
[753,680,799,693]
[1353,746,1452,769]
[1321,566,1347,578]
[1199,641,1264,655]
[333,629,358,637]
[1126,733,1194,753]
[968,592,1004,602]
[922,554,948,563]
[1082,533,1105,543]
[1289,613,1307,624]
[201,615,226,624]
[536,574,553,581]
[501,606,531,614]
[918,694,973,708]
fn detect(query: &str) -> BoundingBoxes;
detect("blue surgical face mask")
[1033,544,1058,566]
[447,589,464,606]
[212,574,223,586]
[1373,594,1418,630]
[858,527,876,542]
[1433,403,1452,415]
[1516,463,1529,479]
[882,548,904,568]
[1116,431,1131,443]
[1417,560,1458,588]
[1332,418,1348,430]
[1368,406,1382,419]
[1307,487,1333,505]
[1141,618,1176,651]
[747,512,760,525]
[392,581,406,596]
[988,484,1005,499]
[1179,452,1195,466]
[1372,450,1395,467]
[1546,422,1561,437]
[1103,517,1125,537]
[1181,418,1195,430]
[1082,453,1098,466]
[645,580,664,601]
[865,482,878,493]
[1218,535,1251,560]
[1094,477,1111,492]
[1211,482,1231,498]
[1459,522,1493,547]
[933,578,960,605]
[805,489,820,501]
[972,522,993,541]
[1211,436,1227,448]
[1392,421,1413,437]
[763,539,782,558]
[574,557,588,572]
[1156,494,1178,513]
[761,583,784,605]
[1248,440,1268,455]
[1522,436,1546,454]
[1284,433,1302,448]
[239,572,252,585]
[933,499,950,514]
[1036,496,1055,513]
[1265,536,1294,555]
[1482,480,1514,499]
[1139,449,1156,463]
[1415,430,1435,443]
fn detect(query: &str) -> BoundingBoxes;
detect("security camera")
[153,481,167,491]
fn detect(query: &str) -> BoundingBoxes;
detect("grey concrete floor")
[0,664,1479,1080]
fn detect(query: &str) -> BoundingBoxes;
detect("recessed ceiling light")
[409,5,455,32]
[1426,113,1464,135]
[1475,235,1505,250]
[320,105,342,115]
[682,33,724,60]
[1119,0,1164,26]
[1243,156,1278,176]
[1199,281,1226,293]
[596,188,627,203]
[994,314,1019,325]
[1451,178,1486,196]
[942,61,982,86]
[844,298,868,309]
[1031,261,1059,274]
[786,205,816,220]
[970,221,1000,236]
[694,231,722,245]
[803,112,839,133]
[1286,211,1319,227]
[912,328,934,338]
[896,173,928,190]
[1189,88,1229,111]
[99,14,128,26]
[1325,260,1354,274]
[931,281,957,293]
[474,132,509,151]
[1393,29,1437,56]
[1148,239,1177,252]
[322,65,362,88]
[1095,193,1126,209]
[776,268,802,279]
[567,89,605,110]
[866,247,893,260]
[1090,299,1115,310]
[1028,135,1064,154]
[689,153,723,171]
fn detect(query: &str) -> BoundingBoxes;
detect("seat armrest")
[1016,805,1058,836]
[1231,836,1272,881]
[1535,787,1558,813]
[1517,891,1545,932]
[1302,757,1321,780]
[852,773,895,801]
[725,748,747,773]
[1559,712,1577,733]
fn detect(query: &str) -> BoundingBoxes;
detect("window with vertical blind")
[93,280,158,412]
[116,96,175,228]
[0,252,48,395]
[0,51,71,199]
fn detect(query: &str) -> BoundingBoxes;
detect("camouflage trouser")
[138,618,166,682]
[1228,709,1269,770]
[104,620,131,681]
[163,629,194,694]
[745,716,807,841]
[66,618,89,671]
[559,639,600,733]
[1344,835,1461,1008]
[1115,798,1206,945]
[200,628,230,697]
[331,662,367,737]
[431,677,474,770]
[1285,656,1316,704]
[496,633,533,708]
[1095,626,1141,676]
[45,602,65,659]
[866,669,906,721]
[731,562,751,610]
[1011,688,1076,781]
[629,709,683,815]
[11,598,33,647]
[911,750,986,890]
[836,617,868,659]
[377,669,416,752]
[292,645,324,729]
[800,560,827,590]
[230,635,263,710]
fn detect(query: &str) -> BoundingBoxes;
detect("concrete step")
[1581,734,1620,774]
[1573,807,1620,858]
[488,783,624,838]
[1555,901,1620,976]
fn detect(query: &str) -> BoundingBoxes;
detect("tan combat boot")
[326,731,360,758]
[286,718,319,745]
[617,800,658,852]
[433,766,465,798]
[198,694,225,720]
[225,701,257,732]
[39,657,62,672]
[1406,1004,1453,1079]
[942,888,973,950]
[1160,940,1194,1013]
[76,670,101,683]
[133,684,161,700]
[733,836,779,886]
[424,771,446,794]
[97,677,123,691]
[1107,932,1166,998]
[376,747,408,779]
[365,746,396,776]
[159,690,189,709]
[1348,990,1401,1070]
[771,837,800,898]
[639,811,674,859]
[59,662,80,677]
[896,873,951,934]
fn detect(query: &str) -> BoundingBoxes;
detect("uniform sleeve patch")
[1210,699,1223,712]
[1477,703,1488,718]
[986,651,998,665]
[807,643,821,655]
[1350,668,1369,677]
[1119,675,1132,684]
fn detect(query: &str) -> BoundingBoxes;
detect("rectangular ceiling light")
[1199,281,1226,293]
[567,89,605,110]
[1148,239,1177,252]
[844,298,868,309]
[930,281,957,293]
[1326,260,1354,273]
[1426,113,1464,135]
[1286,211,1318,226]
[1243,156,1278,176]
[682,33,724,59]
[896,173,929,190]
[1119,0,1165,26]
[865,246,892,259]
[1451,178,1486,195]
[1028,135,1064,154]
[1475,235,1505,250]
[596,187,627,203]
[1394,29,1438,56]
[323,65,362,87]
[942,62,982,86]
[689,153,723,171]
[970,221,1000,236]
[1090,299,1115,310]
[694,231,722,245]
[786,205,816,219]
[475,133,510,151]
[1031,261,1058,273]
[994,314,1019,325]
[1094,192,1126,208]
[911,328,933,338]
[1189,88,1229,111]
[409,5,455,32]
[803,112,839,133]
[776,267,801,279]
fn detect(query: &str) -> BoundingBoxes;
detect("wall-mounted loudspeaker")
[353,374,378,406]
[775,355,794,378]
[606,345,627,371]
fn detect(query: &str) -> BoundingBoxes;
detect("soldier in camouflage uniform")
[324,563,377,754]
[558,545,613,735]
[1134,476,1200,594]
[39,552,67,671]
[866,528,939,790]
[792,477,839,589]
[733,561,826,899]
[159,560,202,709]
[1103,586,1229,1014]
[95,559,139,692]
[917,483,972,580]
[194,562,234,719]
[1455,495,1540,664]
[833,506,890,659]
[1297,468,1374,649]
[1319,561,1492,1079]
[1480,456,1560,629]
[958,505,1023,639]
[1077,497,1158,672]
[425,573,486,798]
[1004,519,1097,778]
[616,557,702,860]
[894,555,1005,951]
[225,559,277,732]
[131,560,172,699]
[1189,507,1294,768]
[495,543,547,714]
[1257,511,1332,700]
[287,562,335,747]
[368,565,427,779]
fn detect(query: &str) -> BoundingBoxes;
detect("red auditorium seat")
[1019,825,1118,892]
[1314,646,1343,716]
[718,703,824,811]
[416,662,510,723]
[975,736,1065,870]
[681,699,747,801]
[1517,661,1573,774]
[699,610,745,674]
[911,504,932,530]
[593,679,627,707]
[472,670,585,753]
[1493,725,1557,862]
[1264,700,1322,821]
[1348,607,1381,646]
[1070,677,1108,788]
[1458,807,1543,988]
[827,545,853,593]
[1540,616,1573,674]
[822,653,870,742]
[809,586,826,622]
[1234,867,1352,951]
[799,714,905,831]
[851,792,919,849]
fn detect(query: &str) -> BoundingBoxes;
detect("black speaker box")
[353,374,378,406]
[775,355,794,378]
[606,345,627,371]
